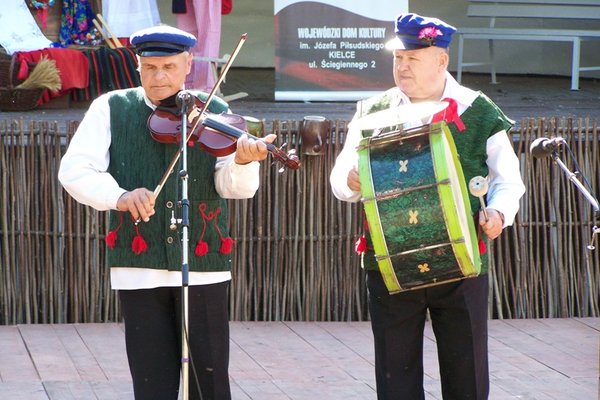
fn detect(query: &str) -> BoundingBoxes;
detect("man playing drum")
[330,13,525,400]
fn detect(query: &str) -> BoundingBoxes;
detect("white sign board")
[274,0,408,101]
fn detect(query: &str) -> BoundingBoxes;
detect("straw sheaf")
[15,56,62,92]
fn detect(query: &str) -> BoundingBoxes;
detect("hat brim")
[134,41,191,57]
[385,36,435,51]
[136,49,188,57]
[385,37,406,51]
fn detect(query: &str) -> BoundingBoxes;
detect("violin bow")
[153,33,248,198]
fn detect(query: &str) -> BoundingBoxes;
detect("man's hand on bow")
[117,188,156,222]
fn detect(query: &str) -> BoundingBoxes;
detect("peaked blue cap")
[130,25,196,57]
[386,13,456,51]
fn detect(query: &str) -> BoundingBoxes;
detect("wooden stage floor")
[0,318,597,399]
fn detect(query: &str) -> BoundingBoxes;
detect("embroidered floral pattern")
[59,0,98,46]
[106,203,233,257]
[418,27,443,46]
[105,213,148,255]
[196,203,235,256]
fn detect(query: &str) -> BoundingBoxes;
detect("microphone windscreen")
[530,137,550,159]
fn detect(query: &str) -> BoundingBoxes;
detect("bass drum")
[357,122,481,294]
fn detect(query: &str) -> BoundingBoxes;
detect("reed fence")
[0,117,598,324]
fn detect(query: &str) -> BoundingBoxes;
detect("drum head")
[350,101,448,131]
[358,122,481,293]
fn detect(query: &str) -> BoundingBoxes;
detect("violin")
[145,33,299,201]
[146,93,207,145]
[147,92,301,169]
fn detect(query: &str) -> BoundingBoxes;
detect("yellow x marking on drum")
[418,263,430,273]
[398,160,409,173]
[409,210,419,224]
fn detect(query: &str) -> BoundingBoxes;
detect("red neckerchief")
[431,97,466,131]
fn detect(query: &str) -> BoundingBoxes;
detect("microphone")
[176,90,195,109]
[529,137,565,159]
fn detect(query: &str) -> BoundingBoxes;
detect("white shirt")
[330,72,525,227]
[58,89,261,289]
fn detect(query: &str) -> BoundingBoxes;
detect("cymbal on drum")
[350,101,448,131]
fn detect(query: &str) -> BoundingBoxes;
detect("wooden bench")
[455,0,600,90]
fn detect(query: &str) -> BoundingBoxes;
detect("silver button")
[166,201,174,208]
[167,236,174,244]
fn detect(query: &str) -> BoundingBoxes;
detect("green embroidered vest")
[106,88,232,272]
[358,89,513,273]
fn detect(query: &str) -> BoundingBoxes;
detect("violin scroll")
[269,143,300,172]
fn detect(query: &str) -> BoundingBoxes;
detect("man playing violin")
[59,25,275,400]
[330,13,525,400]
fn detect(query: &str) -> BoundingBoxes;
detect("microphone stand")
[150,34,247,398]
[175,90,193,400]
[549,150,600,250]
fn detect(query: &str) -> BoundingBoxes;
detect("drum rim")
[432,123,481,277]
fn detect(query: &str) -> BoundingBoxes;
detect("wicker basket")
[0,55,44,112]
[0,53,15,87]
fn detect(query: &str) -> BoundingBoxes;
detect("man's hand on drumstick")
[347,165,361,192]
[117,188,156,222]
[479,208,504,240]
[469,176,504,240]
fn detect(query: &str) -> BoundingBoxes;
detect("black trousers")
[119,282,231,400]
[366,270,489,400]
